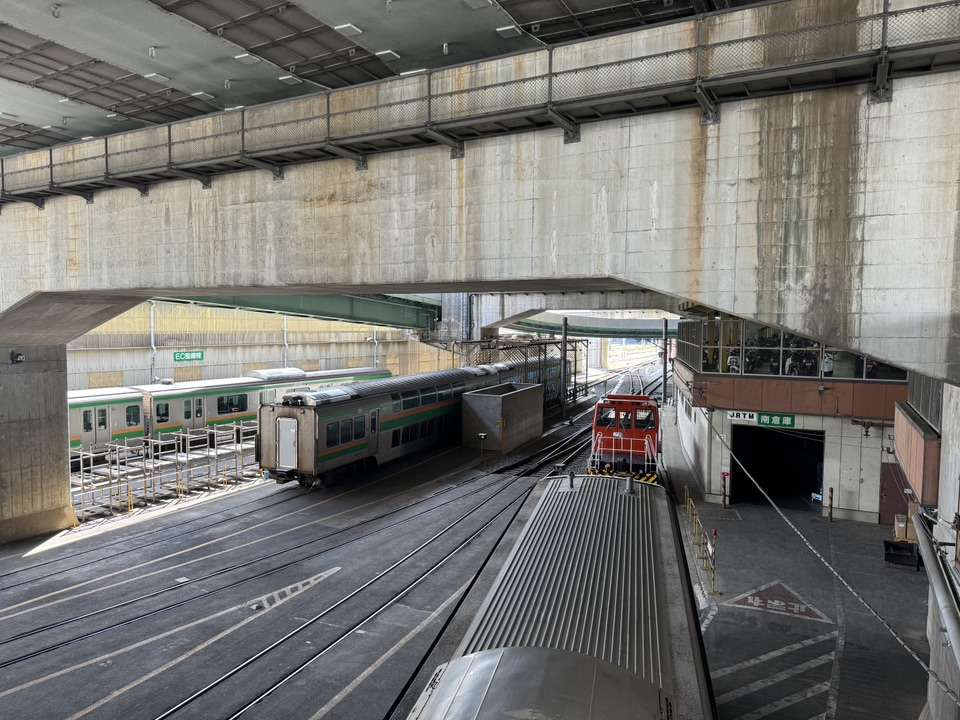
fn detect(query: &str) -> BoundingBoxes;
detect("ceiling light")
[462,0,491,7]
[233,53,261,65]
[334,23,362,37]
[376,50,400,61]
[145,72,170,83]
[278,75,302,85]
[191,91,215,100]
[497,25,522,38]
[58,97,72,103]
[400,68,427,76]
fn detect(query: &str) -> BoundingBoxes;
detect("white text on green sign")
[174,350,204,362]
[758,413,795,427]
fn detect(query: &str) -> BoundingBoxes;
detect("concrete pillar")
[0,344,74,543]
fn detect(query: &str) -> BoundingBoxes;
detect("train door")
[182,397,205,431]
[80,406,112,448]
[276,417,298,471]
[370,410,379,451]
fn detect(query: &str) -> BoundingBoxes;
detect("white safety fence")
[71,423,261,522]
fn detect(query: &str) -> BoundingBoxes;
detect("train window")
[326,422,339,448]
[420,388,436,405]
[401,391,419,410]
[217,394,248,415]
[340,419,352,444]
[635,410,655,428]
[353,417,365,440]
[196,399,203,418]
[184,400,192,420]
[596,408,616,427]
[392,429,400,448]
[452,383,465,396]
[83,410,93,433]
[125,405,141,427]
[392,394,401,412]
[619,411,632,429]
[402,424,419,444]
[97,408,107,430]
[437,385,451,401]
[156,403,170,423]
[370,414,378,434]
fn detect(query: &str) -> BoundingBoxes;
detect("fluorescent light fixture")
[462,0,491,8]
[400,68,427,76]
[376,50,400,61]
[58,97,71,103]
[145,72,170,83]
[496,24,521,38]
[106,113,124,120]
[278,75,302,85]
[334,23,362,37]
[233,53,261,64]
[191,91,215,100]
[41,125,52,129]
[81,136,94,140]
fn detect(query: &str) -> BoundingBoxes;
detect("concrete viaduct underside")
[1,2,960,542]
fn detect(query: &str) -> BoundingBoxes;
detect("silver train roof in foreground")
[407,476,718,720]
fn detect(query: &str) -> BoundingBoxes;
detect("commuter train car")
[587,393,660,478]
[407,475,717,720]
[68,366,390,453]
[258,359,564,487]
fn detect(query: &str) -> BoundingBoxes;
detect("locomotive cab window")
[619,411,632,429]
[597,408,616,427]
[635,409,655,428]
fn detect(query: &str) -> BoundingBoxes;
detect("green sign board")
[174,350,204,362]
[758,413,795,427]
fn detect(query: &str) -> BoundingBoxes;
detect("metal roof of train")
[450,475,712,718]
[0,0,773,158]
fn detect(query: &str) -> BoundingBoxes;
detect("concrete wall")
[1,70,959,384]
[0,344,74,543]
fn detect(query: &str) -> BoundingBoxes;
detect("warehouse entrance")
[729,424,825,509]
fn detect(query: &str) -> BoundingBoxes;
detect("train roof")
[438,476,712,719]
[273,364,523,407]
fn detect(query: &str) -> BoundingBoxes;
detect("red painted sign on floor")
[724,580,833,623]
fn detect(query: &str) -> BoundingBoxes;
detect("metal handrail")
[3,1,959,198]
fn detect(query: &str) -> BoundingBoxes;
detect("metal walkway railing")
[3,1,960,207]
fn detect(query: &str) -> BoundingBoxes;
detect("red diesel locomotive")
[587,393,660,479]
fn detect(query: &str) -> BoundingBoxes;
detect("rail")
[3,2,960,206]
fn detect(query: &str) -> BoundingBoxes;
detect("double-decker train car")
[587,393,660,478]
[68,366,390,454]
[258,358,565,487]
[407,475,717,720]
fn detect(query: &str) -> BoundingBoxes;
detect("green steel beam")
[508,318,678,339]
[159,294,439,330]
